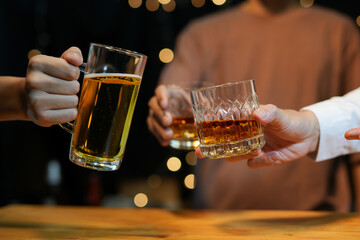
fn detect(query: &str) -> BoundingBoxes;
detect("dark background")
[0,0,358,208]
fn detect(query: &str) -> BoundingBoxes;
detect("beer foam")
[85,73,142,79]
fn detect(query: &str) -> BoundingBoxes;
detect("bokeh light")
[356,16,360,27]
[212,0,226,6]
[184,174,195,189]
[300,0,314,8]
[27,49,41,60]
[146,0,160,11]
[158,0,171,4]
[134,193,148,207]
[159,48,174,63]
[191,0,205,8]
[162,0,176,12]
[147,174,162,189]
[185,151,197,166]
[167,156,181,172]
[129,0,142,8]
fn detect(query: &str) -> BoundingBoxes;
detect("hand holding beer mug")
[190,80,265,159]
[167,85,198,150]
[61,43,147,171]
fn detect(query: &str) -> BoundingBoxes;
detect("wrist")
[0,76,30,121]
[301,110,320,154]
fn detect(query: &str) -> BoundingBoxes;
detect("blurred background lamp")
[134,193,148,207]
[158,0,171,4]
[191,0,205,8]
[300,0,314,8]
[167,156,181,172]
[147,174,162,189]
[129,0,142,8]
[184,174,195,189]
[27,49,41,60]
[162,0,176,12]
[185,151,197,166]
[146,0,160,11]
[212,0,226,6]
[159,48,174,63]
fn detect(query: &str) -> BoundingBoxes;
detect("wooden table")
[0,204,360,239]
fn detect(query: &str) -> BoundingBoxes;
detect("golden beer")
[71,73,141,163]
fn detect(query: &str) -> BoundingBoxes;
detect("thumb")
[253,104,282,125]
[61,46,83,67]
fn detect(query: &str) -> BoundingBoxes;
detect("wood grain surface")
[0,204,360,239]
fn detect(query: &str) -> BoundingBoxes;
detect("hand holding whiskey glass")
[190,80,265,159]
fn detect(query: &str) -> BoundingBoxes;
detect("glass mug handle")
[59,62,87,134]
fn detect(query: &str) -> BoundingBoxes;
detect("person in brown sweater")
[147,0,360,212]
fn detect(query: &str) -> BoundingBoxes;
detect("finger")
[345,128,360,140]
[148,96,172,127]
[28,91,79,110]
[247,152,284,168]
[32,108,78,127]
[61,47,83,66]
[147,116,173,146]
[26,71,80,95]
[195,146,204,159]
[28,54,80,81]
[148,113,173,142]
[155,85,170,109]
[253,104,279,124]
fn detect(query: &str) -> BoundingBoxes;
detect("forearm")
[0,76,30,121]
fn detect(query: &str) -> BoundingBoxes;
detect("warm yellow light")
[184,174,195,189]
[162,0,176,12]
[134,193,148,207]
[146,0,159,11]
[356,16,360,27]
[212,0,226,6]
[158,0,171,4]
[191,0,205,8]
[147,174,162,189]
[167,157,181,172]
[300,0,314,8]
[27,49,41,60]
[185,151,197,166]
[159,48,174,63]
[129,0,142,8]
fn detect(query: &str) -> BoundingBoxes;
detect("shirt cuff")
[301,97,360,162]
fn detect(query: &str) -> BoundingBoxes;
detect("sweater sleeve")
[302,87,360,161]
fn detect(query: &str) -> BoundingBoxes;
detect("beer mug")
[61,43,147,171]
[167,85,198,150]
[190,80,265,159]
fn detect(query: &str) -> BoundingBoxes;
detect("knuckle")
[68,108,78,120]
[34,111,50,124]
[27,92,41,107]
[72,95,79,107]
[27,55,43,70]
[69,80,80,94]
[66,66,80,80]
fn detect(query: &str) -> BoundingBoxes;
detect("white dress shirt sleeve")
[301,87,360,162]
